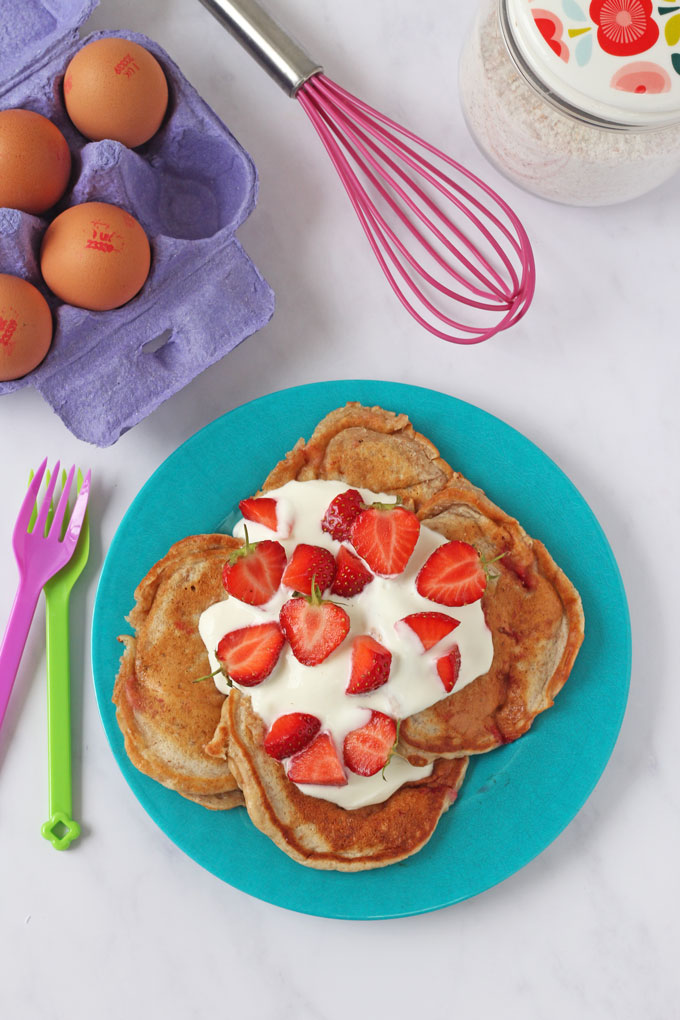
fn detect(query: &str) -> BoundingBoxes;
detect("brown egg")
[40,201,151,311]
[0,274,53,381]
[0,109,71,215]
[63,38,169,148]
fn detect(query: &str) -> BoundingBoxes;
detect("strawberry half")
[436,645,461,693]
[350,502,420,576]
[282,543,336,595]
[287,732,347,786]
[222,528,287,606]
[264,712,321,760]
[239,497,280,533]
[279,581,350,665]
[416,540,486,607]
[321,488,363,541]
[216,622,285,687]
[331,545,373,597]
[343,711,397,777]
[346,635,392,694]
[399,611,460,651]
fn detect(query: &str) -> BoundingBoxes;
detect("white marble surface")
[1,0,677,1016]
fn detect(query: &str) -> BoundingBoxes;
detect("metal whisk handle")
[198,0,323,95]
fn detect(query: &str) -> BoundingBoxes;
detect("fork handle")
[0,576,40,732]
[41,586,80,849]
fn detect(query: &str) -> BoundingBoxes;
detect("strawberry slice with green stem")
[416,540,489,607]
[222,526,287,606]
[350,500,420,576]
[279,580,350,665]
[215,621,286,687]
[343,711,398,777]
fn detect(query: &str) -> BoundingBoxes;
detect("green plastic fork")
[31,470,90,850]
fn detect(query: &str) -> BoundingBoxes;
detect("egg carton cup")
[0,0,274,446]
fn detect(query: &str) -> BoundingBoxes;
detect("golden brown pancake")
[113,401,583,871]
[259,402,584,760]
[225,689,468,871]
[403,478,584,759]
[261,402,453,509]
[113,534,243,810]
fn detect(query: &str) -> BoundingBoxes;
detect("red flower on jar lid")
[589,0,659,57]
[532,10,569,62]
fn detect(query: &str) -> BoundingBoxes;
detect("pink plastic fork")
[0,460,91,734]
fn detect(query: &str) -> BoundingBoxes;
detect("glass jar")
[459,0,680,205]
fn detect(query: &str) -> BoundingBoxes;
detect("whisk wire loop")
[318,76,533,267]
[307,76,519,302]
[307,92,514,310]
[297,73,535,344]
[298,91,516,339]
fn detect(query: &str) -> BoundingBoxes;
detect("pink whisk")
[200,0,535,345]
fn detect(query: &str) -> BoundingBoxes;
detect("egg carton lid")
[0,1,275,446]
[0,0,97,91]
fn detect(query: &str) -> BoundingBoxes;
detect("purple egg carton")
[0,0,274,446]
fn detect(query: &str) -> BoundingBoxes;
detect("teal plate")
[92,381,631,919]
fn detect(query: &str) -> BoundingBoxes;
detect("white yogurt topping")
[198,479,494,809]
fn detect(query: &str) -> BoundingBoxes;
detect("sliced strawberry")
[239,497,280,533]
[400,611,460,651]
[287,732,347,786]
[222,529,287,606]
[436,645,461,693]
[346,635,392,694]
[263,712,321,760]
[282,543,336,595]
[279,582,350,665]
[321,488,363,542]
[350,502,420,576]
[331,545,374,597]
[343,711,397,777]
[416,540,486,607]
[216,622,285,687]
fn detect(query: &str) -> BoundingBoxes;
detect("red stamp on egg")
[0,316,18,347]
[114,54,140,79]
[85,221,123,255]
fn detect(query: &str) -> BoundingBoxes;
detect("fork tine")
[15,458,48,535]
[50,465,76,539]
[34,461,61,536]
[27,469,41,533]
[63,469,91,546]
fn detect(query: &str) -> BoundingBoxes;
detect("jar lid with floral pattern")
[504,0,680,125]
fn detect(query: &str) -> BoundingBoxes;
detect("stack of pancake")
[114,404,584,871]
